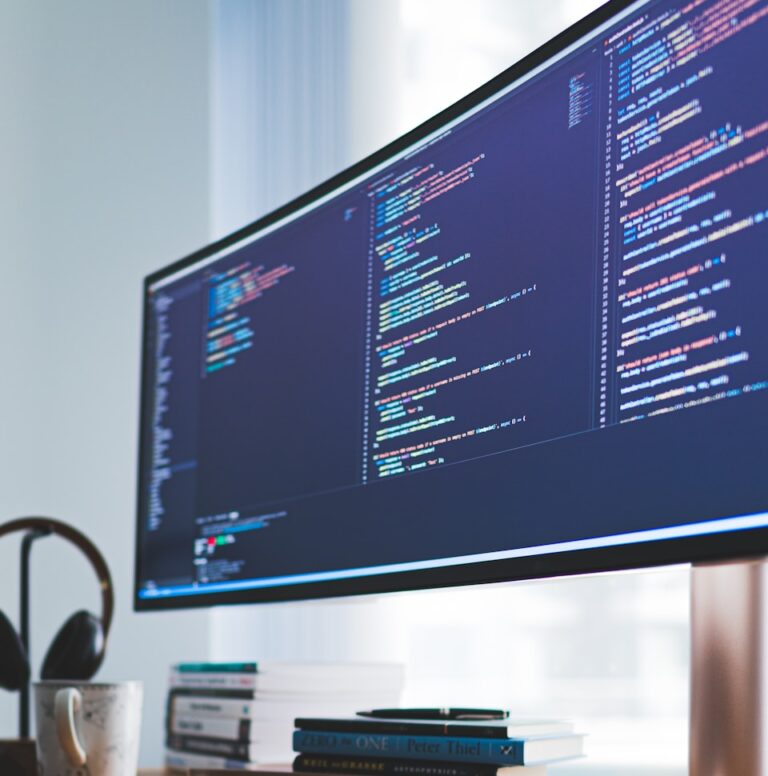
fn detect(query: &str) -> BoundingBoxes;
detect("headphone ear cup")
[0,610,29,691]
[41,610,105,681]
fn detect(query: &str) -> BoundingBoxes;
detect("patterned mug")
[34,681,142,776]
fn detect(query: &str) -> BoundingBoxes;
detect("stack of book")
[292,713,585,776]
[165,662,405,772]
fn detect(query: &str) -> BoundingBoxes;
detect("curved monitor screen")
[135,0,768,609]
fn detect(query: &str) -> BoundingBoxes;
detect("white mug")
[34,680,143,776]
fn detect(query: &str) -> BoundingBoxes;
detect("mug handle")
[54,688,87,767]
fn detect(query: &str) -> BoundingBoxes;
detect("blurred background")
[0,1,687,773]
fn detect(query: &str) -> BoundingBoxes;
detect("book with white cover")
[165,748,265,771]
[169,662,405,693]
[171,694,402,721]
[169,714,290,742]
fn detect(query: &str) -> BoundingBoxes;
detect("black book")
[168,686,257,700]
[293,717,572,740]
[293,754,546,776]
[166,733,254,761]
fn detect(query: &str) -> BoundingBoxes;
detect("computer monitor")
[135,0,768,611]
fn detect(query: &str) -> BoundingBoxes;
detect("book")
[170,693,400,721]
[165,748,263,771]
[170,694,261,719]
[185,769,292,776]
[185,767,297,776]
[293,730,585,766]
[167,732,287,761]
[184,765,546,776]
[169,662,405,694]
[175,661,259,674]
[169,686,257,700]
[293,753,548,776]
[169,714,289,742]
[170,671,259,691]
[294,717,573,739]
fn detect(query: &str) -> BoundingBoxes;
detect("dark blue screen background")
[137,0,768,597]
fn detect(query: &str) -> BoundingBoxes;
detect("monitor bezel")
[134,0,768,612]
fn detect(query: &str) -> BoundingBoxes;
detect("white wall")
[210,0,405,238]
[0,1,212,766]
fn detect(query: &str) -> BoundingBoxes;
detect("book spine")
[165,748,260,771]
[171,695,258,718]
[174,661,258,673]
[295,719,509,739]
[294,756,545,776]
[170,714,251,741]
[294,754,504,776]
[293,732,524,766]
[167,733,252,760]
[168,686,257,700]
[170,671,258,690]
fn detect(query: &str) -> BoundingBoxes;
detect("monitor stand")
[690,557,767,775]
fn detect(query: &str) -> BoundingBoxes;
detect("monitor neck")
[690,557,768,775]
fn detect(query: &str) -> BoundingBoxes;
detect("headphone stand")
[18,528,50,739]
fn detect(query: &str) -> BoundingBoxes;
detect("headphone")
[0,517,114,691]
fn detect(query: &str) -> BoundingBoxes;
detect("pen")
[356,708,509,720]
